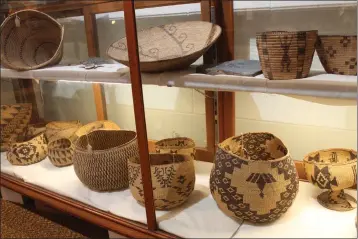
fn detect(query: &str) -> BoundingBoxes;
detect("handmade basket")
[128,153,195,210]
[316,35,357,75]
[6,133,47,166]
[0,9,64,71]
[256,30,318,80]
[210,132,299,223]
[155,137,196,160]
[73,130,138,191]
[74,120,120,140]
[1,104,32,152]
[303,148,357,211]
[107,21,222,72]
[48,138,74,167]
[45,121,82,143]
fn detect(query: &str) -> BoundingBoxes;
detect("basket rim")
[74,120,120,137]
[318,35,357,38]
[155,137,196,149]
[46,120,82,130]
[128,153,191,167]
[48,137,73,150]
[256,30,318,36]
[302,148,357,166]
[8,132,45,147]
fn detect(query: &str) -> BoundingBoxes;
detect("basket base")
[317,190,357,211]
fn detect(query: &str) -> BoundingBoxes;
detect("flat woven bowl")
[1,104,32,152]
[45,120,82,143]
[210,132,299,223]
[1,9,64,71]
[256,30,318,80]
[107,21,222,72]
[48,138,74,167]
[73,130,138,192]
[128,153,195,210]
[316,35,357,75]
[155,137,196,160]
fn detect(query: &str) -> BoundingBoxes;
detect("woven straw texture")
[1,104,32,152]
[1,9,64,71]
[210,132,299,223]
[73,130,138,192]
[128,153,195,210]
[45,120,82,143]
[1,200,86,239]
[107,21,221,72]
[256,30,317,80]
[48,138,74,167]
[25,124,46,140]
[6,133,47,166]
[303,148,357,211]
[74,120,120,140]
[155,137,196,161]
[316,35,357,75]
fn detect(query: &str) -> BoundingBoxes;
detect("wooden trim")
[217,92,235,142]
[123,0,157,231]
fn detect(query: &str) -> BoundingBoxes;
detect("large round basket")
[1,9,64,71]
[107,21,221,72]
[256,30,317,80]
[48,138,74,167]
[73,130,138,192]
[316,35,357,75]
[45,121,82,143]
[210,132,299,223]
[155,137,196,160]
[128,153,195,210]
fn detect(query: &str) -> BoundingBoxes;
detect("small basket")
[155,137,196,160]
[128,153,195,210]
[73,130,138,192]
[1,9,64,71]
[48,138,74,167]
[256,30,318,80]
[316,35,357,75]
[45,121,82,143]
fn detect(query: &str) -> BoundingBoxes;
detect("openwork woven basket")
[1,104,32,152]
[73,130,138,192]
[1,9,64,71]
[155,137,196,160]
[210,132,299,223]
[45,121,82,143]
[316,35,357,75]
[256,30,318,80]
[303,148,357,211]
[107,21,221,72]
[128,153,195,210]
[48,138,74,167]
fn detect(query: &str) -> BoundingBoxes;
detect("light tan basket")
[1,104,32,152]
[256,30,317,80]
[45,121,82,143]
[73,130,138,192]
[1,9,64,71]
[210,132,299,223]
[107,21,221,72]
[74,120,120,140]
[155,137,196,160]
[128,153,195,210]
[316,35,357,75]
[48,138,74,167]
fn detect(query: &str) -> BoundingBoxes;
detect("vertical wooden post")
[83,6,107,120]
[123,0,157,231]
[214,0,235,142]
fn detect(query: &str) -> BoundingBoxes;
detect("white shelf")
[1,64,356,99]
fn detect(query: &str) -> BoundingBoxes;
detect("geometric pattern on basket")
[48,138,74,167]
[45,121,82,143]
[155,137,196,161]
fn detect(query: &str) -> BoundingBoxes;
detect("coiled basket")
[210,132,299,223]
[73,130,138,192]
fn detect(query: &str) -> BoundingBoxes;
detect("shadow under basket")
[128,153,195,210]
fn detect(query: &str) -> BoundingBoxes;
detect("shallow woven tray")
[48,138,75,167]
[1,9,64,71]
[107,21,221,72]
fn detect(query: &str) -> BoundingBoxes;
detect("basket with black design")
[256,30,317,80]
[48,138,74,167]
[155,137,196,161]
[128,153,195,210]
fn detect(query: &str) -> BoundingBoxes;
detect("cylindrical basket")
[256,30,318,80]
[155,137,196,160]
[45,121,82,143]
[73,130,138,192]
[128,153,195,210]
[316,35,357,75]
[1,9,64,71]
[48,138,74,167]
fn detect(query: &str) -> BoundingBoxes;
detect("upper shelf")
[1,64,356,99]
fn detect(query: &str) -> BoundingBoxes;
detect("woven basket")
[128,153,195,210]
[316,35,357,75]
[303,148,357,211]
[6,133,47,166]
[210,132,299,223]
[256,30,318,80]
[74,120,120,140]
[155,137,196,160]
[48,138,74,167]
[73,130,138,192]
[45,121,82,143]
[1,104,32,152]
[107,21,221,72]
[0,9,64,71]
[25,124,46,140]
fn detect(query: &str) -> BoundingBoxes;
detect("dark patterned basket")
[155,137,196,161]
[256,30,318,80]
[48,138,74,167]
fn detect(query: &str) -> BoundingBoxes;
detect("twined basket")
[210,132,299,223]
[1,9,64,71]
[316,35,357,75]
[73,130,138,191]
[45,121,82,143]
[48,138,74,167]
[155,137,196,161]
[128,153,195,210]
[256,30,318,80]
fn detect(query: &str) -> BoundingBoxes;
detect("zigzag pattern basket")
[48,138,74,167]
